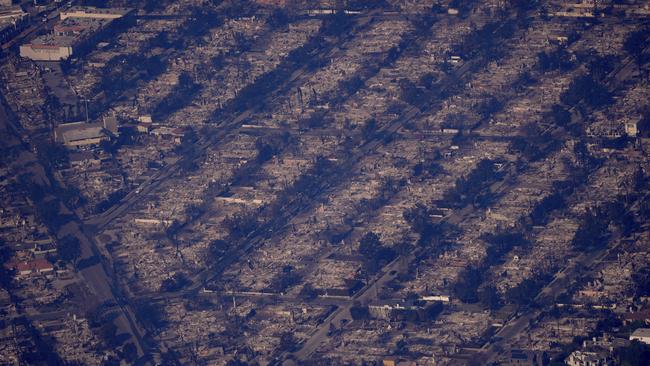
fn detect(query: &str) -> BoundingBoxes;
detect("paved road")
[82,8,454,307]
[291,257,408,361]
[82,12,381,232]
[80,13,384,305]
[284,13,633,361]
[288,166,516,362]
[282,12,527,362]
[0,5,384,363]
[199,290,349,307]
[1,2,69,52]
[118,6,521,336]
[480,193,650,363]
[477,44,649,363]
[0,91,148,358]
[479,229,627,364]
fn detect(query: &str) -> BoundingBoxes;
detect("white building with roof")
[60,6,134,20]
[630,328,650,345]
[565,350,613,366]
[54,118,117,148]
[20,6,134,61]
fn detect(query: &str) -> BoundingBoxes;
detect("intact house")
[7,259,54,277]
[54,117,118,149]
[629,328,650,345]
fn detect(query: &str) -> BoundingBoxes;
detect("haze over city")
[0,0,649,365]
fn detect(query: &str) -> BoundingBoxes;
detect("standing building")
[20,6,134,61]
[0,5,28,44]
[60,6,134,20]
[54,117,118,149]
[565,350,613,366]
[629,328,650,345]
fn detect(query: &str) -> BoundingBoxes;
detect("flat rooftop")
[0,18,17,30]
[54,121,106,144]
[0,6,26,19]
[55,16,110,32]
[26,34,78,47]
[61,6,134,19]
[27,16,112,48]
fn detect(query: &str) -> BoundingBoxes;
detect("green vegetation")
[623,28,649,64]
[571,206,612,250]
[134,301,167,332]
[160,272,192,292]
[0,242,13,290]
[269,265,301,293]
[537,48,575,72]
[560,74,613,109]
[443,159,504,208]
[358,232,396,273]
[482,231,530,266]
[504,275,549,306]
[452,266,483,303]
[151,71,201,121]
[57,235,81,265]
[615,340,650,366]
[223,211,257,239]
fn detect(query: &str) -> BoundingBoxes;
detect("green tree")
[299,283,318,300]
[58,235,81,265]
[358,232,395,273]
[479,285,501,310]
[0,243,14,290]
[134,301,166,331]
[120,343,138,363]
[560,74,612,108]
[616,340,650,366]
[505,278,542,306]
[623,29,649,63]
[359,232,381,258]
[548,104,571,126]
[453,266,483,303]
[209,239,228,259]
[350,305,371,320]
[572,207,610,250]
